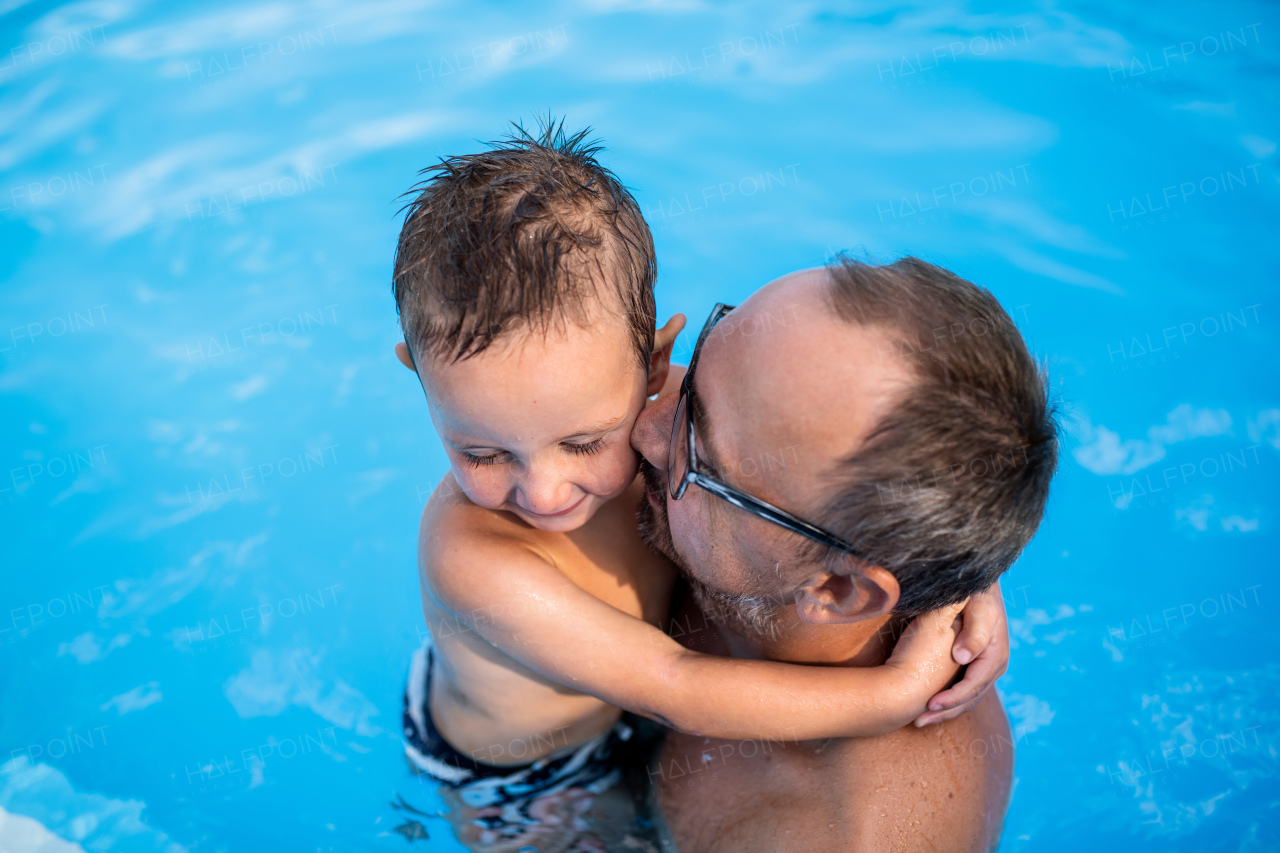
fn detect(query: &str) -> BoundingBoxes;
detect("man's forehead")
[694,272,911,499]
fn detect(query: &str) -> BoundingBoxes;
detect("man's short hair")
[819,256,1058,617]
[392,119,657,367]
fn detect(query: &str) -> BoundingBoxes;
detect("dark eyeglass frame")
[668,303,864,557]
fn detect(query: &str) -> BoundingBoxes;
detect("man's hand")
[913,581,1009,727]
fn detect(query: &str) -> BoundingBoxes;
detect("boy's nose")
[516,473,574,516]
[632,393,675,472]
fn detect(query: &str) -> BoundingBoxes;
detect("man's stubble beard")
[636,460,786,644]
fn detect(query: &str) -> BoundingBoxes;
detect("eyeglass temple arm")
[690,473,861,556]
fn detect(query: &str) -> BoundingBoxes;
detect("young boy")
[391,122,1008,811]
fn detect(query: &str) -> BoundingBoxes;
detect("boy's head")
[393,120,679,532]
[393,119,656,369]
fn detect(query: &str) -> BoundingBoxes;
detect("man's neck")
[719,607,905,668]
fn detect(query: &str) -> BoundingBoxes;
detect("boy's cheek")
[593,446,641,496]
[448,466,507,509]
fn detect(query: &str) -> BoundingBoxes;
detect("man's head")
[633,257,1057,638]
[393,121,679,532]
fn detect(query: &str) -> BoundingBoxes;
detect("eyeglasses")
[667,303,863,557]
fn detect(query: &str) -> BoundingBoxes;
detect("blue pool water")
[2,1,1278,850]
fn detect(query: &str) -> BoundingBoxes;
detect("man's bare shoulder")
[840,690,1014,851]
[659,691,1013,853]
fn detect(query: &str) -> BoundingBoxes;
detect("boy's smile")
[521,493,589,519]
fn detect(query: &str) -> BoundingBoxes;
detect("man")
[631,256,1057,851]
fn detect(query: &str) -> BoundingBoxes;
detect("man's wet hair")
[816,256,1058,618]
[392,118,657,368]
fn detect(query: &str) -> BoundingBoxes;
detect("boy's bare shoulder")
[417,475,560,598]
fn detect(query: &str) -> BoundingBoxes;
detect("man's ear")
[647,314,687,397]
[793,564,900,625]
[394,342,416,372]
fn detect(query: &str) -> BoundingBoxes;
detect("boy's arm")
[426,528,961,741]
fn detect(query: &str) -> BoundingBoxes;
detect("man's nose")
[632,392,675,471]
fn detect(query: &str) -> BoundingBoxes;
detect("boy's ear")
[394,342,416,372]
[647,314,687,397]
[794,564,899,626]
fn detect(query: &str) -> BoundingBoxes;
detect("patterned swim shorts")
[402,640,633,811]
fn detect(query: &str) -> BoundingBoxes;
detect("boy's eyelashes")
[456,437,608,468]
[460,450,505,468]
[563,437,607,457]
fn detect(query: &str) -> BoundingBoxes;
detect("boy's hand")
[913,582,1009,727]
[884,601,967,682]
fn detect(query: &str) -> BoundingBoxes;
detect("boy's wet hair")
[393,118,657,368]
